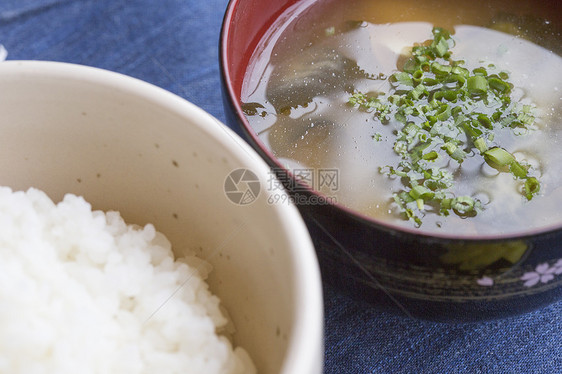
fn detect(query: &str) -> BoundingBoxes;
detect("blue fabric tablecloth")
[0,1,560,373]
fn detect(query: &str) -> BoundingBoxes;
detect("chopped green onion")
[442,142,466,163]
[409,84,428,100]
[524,177,540,200]
[444,74,466,88]
[435,104,451,121]
[474,137,488,153]
[452,196,475,215]
[472,67,487,76]
[432,38,447,57]
[488,77,511,93]
[451,66,469,77]
[423,77,439,86]
[409,185,435,203]
[509,161,528,178]
[392,72,414,87]
[517,112,535,126]
[484,147,515,170]
[450,147,466,163]
[422,151,439,161]
[349,27,542,226]
[403,58,418,73]
[431,62,452,76]
[477,113,493,129]
[441,142,457,155]
[412,70,424,81]
[441,198,453,210]
[467,76,489,96]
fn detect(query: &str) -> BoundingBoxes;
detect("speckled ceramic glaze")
[220,0,562,321]
[0,61,323,373]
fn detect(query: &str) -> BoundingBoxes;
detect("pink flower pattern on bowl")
[521,259,562,288]
[475,259,562,288]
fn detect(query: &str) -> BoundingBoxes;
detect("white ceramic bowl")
[0,61,323,374]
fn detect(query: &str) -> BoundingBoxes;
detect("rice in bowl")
[0,186,256,374]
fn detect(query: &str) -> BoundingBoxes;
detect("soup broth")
[241,0,562,235]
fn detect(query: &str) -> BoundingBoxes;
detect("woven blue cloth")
[0,1,560,373]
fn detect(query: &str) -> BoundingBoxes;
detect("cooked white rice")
[0,187,256,374]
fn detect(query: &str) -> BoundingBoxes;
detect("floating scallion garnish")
[348,27,540,226]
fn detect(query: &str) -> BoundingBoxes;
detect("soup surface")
[241,0,562,235]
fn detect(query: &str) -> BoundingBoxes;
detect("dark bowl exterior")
[303,200,562,322]
[220,0,562,322]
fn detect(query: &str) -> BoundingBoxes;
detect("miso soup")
[241,0,562,235]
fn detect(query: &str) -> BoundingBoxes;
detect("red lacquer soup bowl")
[220,0,562,321]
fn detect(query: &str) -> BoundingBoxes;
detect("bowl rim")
[219,0,562,243]
[0,59,324,374]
